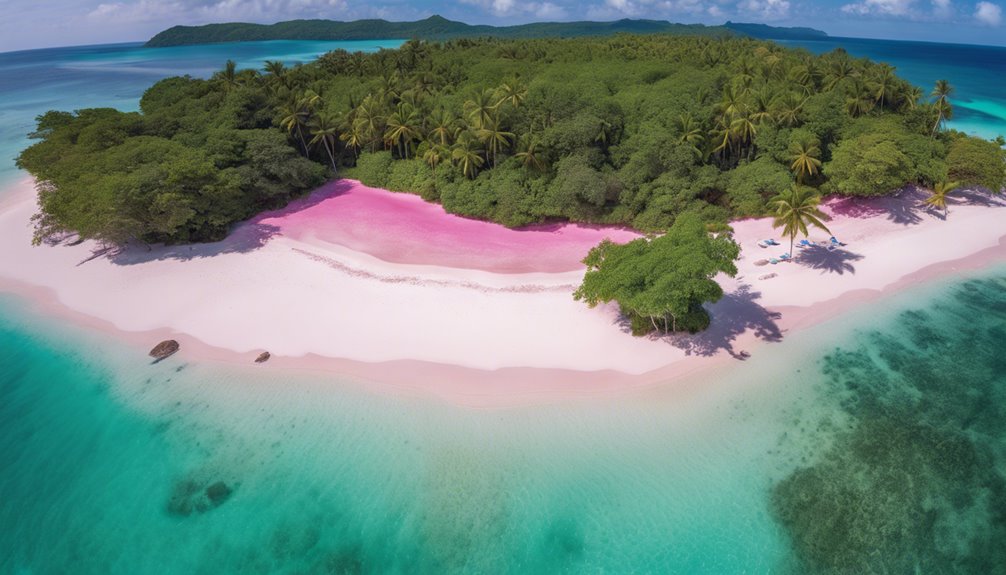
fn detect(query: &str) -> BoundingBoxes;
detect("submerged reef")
[771,276,1006,574]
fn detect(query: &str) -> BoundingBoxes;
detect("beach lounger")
[769,258,780,265]
[797,239,813,248]
[779,253,792,261]
[830,236,846,246]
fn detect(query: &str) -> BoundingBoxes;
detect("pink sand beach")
[1,178,1004,406]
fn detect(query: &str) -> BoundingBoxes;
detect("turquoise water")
[778,37,1006,141]
[2,36,1006,573]
[0,39,402,188]
[2,268,1005,573]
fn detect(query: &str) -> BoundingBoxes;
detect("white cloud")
[86,0,351,25]
[738,0,791,19]
[458,0,567,18]
[931,0,953,16]
[841,0,915,15]
[974,0,1002,23]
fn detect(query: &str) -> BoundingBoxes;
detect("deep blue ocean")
[1,36,1005,573]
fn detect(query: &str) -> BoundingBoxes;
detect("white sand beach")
[1,177,1003,405]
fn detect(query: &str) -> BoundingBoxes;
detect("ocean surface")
[1,37,1005,573]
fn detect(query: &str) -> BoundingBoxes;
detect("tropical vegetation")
[574,213,740,335]
[15,34,1006,332]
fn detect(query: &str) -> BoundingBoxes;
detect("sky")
[0,0,1003,53]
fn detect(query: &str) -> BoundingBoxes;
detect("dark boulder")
[255,351,271,363]
[149,339,179,361]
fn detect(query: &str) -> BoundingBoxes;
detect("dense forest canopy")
[18,34,1006,249]
[145,15,827,47]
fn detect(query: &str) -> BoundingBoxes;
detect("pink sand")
[259,180,641,273]
[1,177,1005,407]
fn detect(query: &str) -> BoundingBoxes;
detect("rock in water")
[205,481,233,506]
[149,340,179,360]
[255,351,271,363]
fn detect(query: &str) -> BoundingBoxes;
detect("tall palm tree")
[931,79,954,136]
[452,133,485,180]
[476,113,514,167]
[923,180,958,217]
[730,113,757,160]
[278,98,310,155]
[871,64,898,110]
[903,85,924,110]
[845,79,875,117]
[770,184,831,256]
[788,136,823,184]
[384,103,422,159]
[353,96,386,152]
[309,112,340,172]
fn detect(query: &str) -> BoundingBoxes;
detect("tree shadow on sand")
[103,222,283,266]
[827,186,927,226]
[657,284,784,359]
[795,245,864,275]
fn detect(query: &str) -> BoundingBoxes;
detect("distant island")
[145,15,828,47]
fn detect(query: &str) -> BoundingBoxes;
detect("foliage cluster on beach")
[771,276,1006,574]
[574,214,740,334]
[18,34,1005,249]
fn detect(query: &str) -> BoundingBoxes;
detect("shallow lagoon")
[2,266,1005,573]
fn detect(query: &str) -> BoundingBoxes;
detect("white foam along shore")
[0,177,1004,405]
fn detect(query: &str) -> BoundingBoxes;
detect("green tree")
[452,133,485,180]
[574,213,740,334]
[930,79,953,136]
[923,180,958,216]
[788,136,823,184]
[309,111,340,172]
[770,184,831,255]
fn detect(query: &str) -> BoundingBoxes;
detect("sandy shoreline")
[1,177,1004,406]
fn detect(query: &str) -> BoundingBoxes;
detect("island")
[145,15,829,47]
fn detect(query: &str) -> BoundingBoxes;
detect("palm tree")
[421,142,448,190]
[923,180,958,217]
[476,113,514,167]
[824,58,855,90]
[775,93,805,127]
[309,112,340,173]
[384,103,422,159]
[213,60,239,92]
[278,98,310,155]
[931,79,954,136]
[515,135,546,172]
[903,85,924,110]
[263,60,288,89]
[495,78,527,110]
[845,79,875,117]
[427,108,459,146]
[788,136,823,184]
[871,64,898,110]
[452,133,485,180]
[464,87,498,129]
[353,96,386,152]
[730,113,757,160]
[770,184,832,256]
[675,113,705,159]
